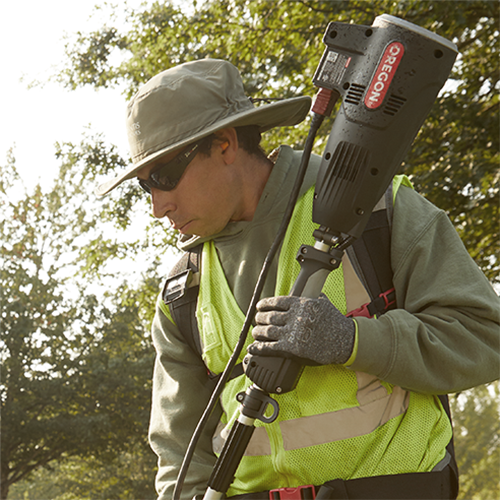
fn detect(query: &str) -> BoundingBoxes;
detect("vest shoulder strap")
[346,184,396,318]
[162,243,203,356]
[163,244,245,381]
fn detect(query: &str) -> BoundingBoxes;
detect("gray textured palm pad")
[249,294,355,365]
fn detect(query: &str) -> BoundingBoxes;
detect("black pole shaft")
[207,421,255,494]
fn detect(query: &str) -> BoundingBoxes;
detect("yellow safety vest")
[170,176,452,496]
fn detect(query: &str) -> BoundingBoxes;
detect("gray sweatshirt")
[149,146,500,499]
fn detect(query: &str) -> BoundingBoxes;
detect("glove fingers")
[256,296,293,313]
[248,340,321,366]
[252,324,282,341]
[248,339,286,357]
[255,309,288,327]
[250,294,355,366]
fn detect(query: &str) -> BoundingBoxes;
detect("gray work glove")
[248,294,355,366]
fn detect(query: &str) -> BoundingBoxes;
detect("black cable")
[172,112,325,500]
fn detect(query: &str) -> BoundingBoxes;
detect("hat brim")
[95,95,311,196]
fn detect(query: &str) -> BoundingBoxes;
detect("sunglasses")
[138,136,212,194]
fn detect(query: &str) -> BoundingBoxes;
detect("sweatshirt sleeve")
[350,186,500,394]
[149,296,221,500]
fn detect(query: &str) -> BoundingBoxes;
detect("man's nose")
[151,189,176,219]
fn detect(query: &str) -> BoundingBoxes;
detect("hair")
[198,125,268,161]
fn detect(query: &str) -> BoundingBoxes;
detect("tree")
[0,141,161,499]
[8,451,157,500]
[451,382,500,500]
[58,0,499,283]
[52,2,499,497]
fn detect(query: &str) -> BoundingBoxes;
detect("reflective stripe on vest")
[213,371,409,456]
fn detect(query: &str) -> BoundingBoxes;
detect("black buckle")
[162,269,193,304]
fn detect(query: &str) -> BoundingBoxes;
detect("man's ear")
[216,127,238,164]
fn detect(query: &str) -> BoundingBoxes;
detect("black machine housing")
[312,14,457,238]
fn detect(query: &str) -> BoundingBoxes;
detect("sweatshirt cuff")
[343,319,359,367]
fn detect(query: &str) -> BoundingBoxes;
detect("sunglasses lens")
[138,135,212,194]
[138,179,152,194]
[138,172,179,194]
[150,170,180,191]
[137,163,181,194]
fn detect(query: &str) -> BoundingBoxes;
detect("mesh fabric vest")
[194,178,451,496]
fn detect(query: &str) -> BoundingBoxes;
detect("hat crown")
[126,59,253,164]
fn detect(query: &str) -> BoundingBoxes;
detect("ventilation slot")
[328,141,369,184]
[384,94,407,115]
[345,84,366,105]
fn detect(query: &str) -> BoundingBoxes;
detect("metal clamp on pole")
[291,239,345,298]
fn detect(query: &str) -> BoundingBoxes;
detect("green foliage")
[8,451,157,500]
[48,133,178,278]
[65,448,156,500]
[58,0,499,283]
[451,382,500,500]
[0,146,161,499]
[5,1,497,498]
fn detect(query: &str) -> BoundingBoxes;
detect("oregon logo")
[365,42,405,109]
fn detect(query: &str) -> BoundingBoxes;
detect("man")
[96,59,499,499]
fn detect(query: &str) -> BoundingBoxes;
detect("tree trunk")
[1,462,10,500]
[0,477,9,500]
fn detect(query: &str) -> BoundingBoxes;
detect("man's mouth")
[174,220,193,233]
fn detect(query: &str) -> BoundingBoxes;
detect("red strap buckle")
[381,287,396,308]
[346,302,372,319]
[346,287,396,319]
[269,485,315,500]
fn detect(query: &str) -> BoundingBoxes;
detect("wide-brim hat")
[96,59,311,196]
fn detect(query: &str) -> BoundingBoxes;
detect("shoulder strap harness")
[162,244,203,356]
[346,184,396,319]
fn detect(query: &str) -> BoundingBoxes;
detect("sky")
[0,0,190,279]
[1,0,153,192]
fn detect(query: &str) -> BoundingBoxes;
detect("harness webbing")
[346,182,395,319]
[162,245,203,356]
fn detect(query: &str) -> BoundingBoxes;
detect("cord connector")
[312,87,339,116]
